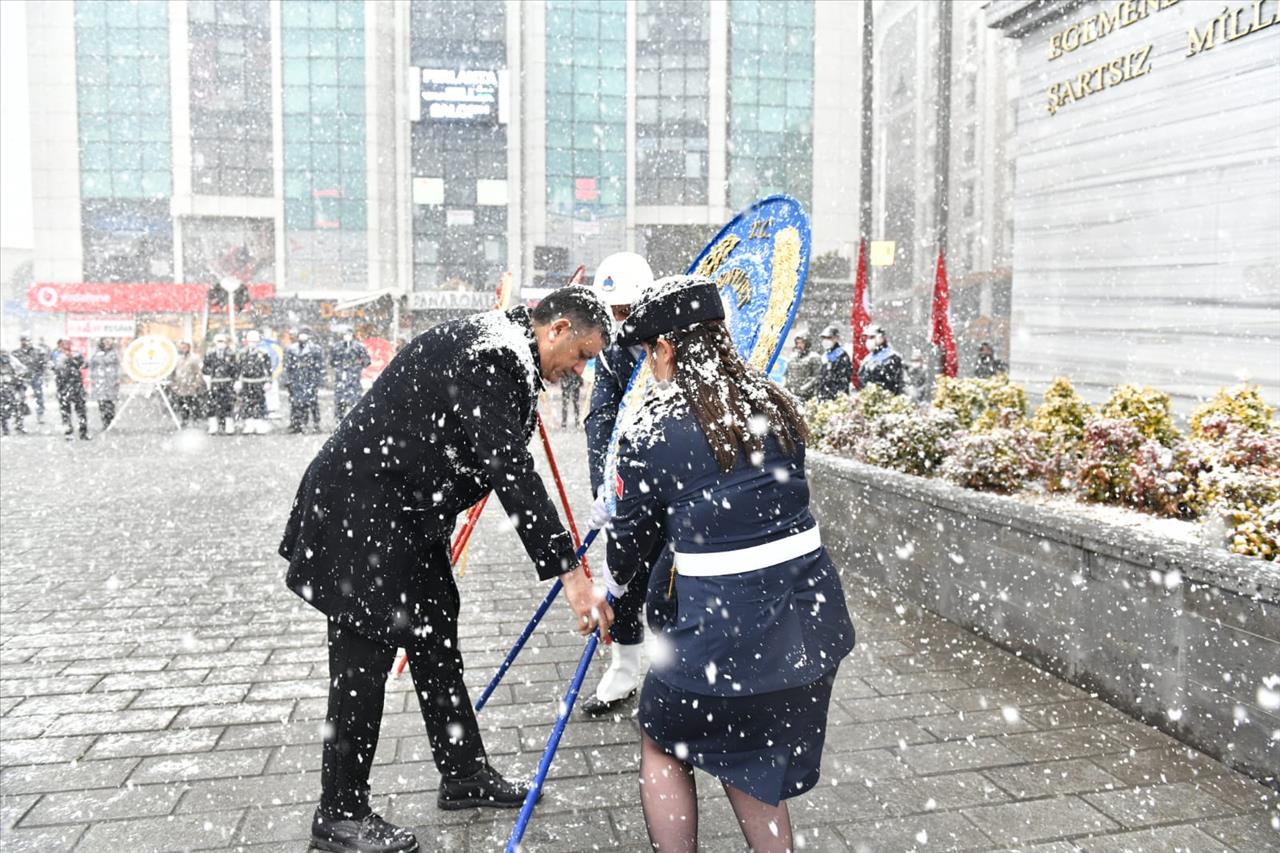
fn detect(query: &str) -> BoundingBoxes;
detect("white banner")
[66,316,137,338]
[406,290,497,312]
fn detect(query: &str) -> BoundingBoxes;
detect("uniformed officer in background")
[236,330,273,435]
[330,327,371,424]
[285,328,325,433]
[203,333,239,435]
[581,251,657,715]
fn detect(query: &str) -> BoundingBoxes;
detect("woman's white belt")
[673,525,821,577]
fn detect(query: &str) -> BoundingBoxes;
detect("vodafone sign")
[28,282,276,314]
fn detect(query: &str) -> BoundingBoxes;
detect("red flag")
[850,239,872,388]
[930,250,958,378]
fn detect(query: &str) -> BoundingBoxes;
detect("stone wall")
[808,450,1280,785]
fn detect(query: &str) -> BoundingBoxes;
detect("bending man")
[280,286,615,853]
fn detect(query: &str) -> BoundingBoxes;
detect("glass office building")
[32,0,911,310]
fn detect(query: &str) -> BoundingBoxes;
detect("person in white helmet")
[203,333,239,435]
[582,251,657,715]
[237,330,273,434]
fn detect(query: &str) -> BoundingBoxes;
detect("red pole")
[536,413,590,579]
[450,495,491,565]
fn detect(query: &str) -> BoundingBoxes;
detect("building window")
[75,0,172,200]
[411,0,508,292]
[281,0,367,289]
[635,0,709,206]
[545,0,627,217]
[188,0,273,197]
[728,0,813,210]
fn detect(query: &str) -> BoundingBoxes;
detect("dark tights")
[320,619,486,819]
[639,733,793,852]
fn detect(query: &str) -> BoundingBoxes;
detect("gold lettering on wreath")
[717,267,752,308]
[695,234,740,277]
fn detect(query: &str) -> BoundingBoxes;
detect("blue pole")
[475,529,601,712]
[505,592,614,853]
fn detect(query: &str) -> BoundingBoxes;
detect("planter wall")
[808,451,1279,786]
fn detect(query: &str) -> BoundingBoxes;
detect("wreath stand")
[101,382,182,435]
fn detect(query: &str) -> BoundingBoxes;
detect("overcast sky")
[1,1,33,249]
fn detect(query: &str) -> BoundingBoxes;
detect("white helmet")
[245,330,261,344]
[592,252,654,307]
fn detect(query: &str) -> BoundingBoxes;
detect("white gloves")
[588,490,614,531]
[600,557,626,600]
[233,380,243,392]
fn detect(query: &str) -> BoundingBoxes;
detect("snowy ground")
[0,409,1276,852]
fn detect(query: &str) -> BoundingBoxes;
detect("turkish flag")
[850,239,872,388]
[930,250,959,378]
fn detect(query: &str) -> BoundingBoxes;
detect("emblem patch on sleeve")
[615,472,624,499]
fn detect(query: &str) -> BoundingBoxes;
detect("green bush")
[1075,418,1145,506]
[1190,384,1275,438]
[1226,500,1278,561]
[942,428,1043,493]
[1100,384,1178,446]
[1031,377,1094,444]
[804,394,855,443]
[932,375,1026,431]
[860,410,959,476]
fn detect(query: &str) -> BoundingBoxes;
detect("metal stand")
[101,382,182,435]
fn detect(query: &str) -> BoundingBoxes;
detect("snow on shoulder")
[622,383,687,453]
[464,309,538,391]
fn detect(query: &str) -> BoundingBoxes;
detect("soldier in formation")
[53,339,89,440]
[285,328,324,433]
[203,333,239,435]
[237,330,274,435]
[329,328,370,424]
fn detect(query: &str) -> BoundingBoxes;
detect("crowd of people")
[781,323,1006,405]
[0,328,374,440]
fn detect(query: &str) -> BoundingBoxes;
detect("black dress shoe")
[310,810,418,853]
[437,764,533,810]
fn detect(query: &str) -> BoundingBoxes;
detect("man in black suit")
[280,286,615,853]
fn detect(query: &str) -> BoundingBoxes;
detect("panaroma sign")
[417,68,505,122]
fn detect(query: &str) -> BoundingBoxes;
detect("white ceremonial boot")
[254,418,271,435]
[581,642,643,716]
[207,417,218,436]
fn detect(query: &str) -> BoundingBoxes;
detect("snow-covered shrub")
[1129,440,1210,519]
[1225,500,1278,561]
[942,428,1043,493]
[1190,384,1274,438]
[819,408,870,455]
[804,394,855,443]
[1100,384,1179,446]
[860,409,959,476]
[1031,378,1094,493]
[855,383,916,420]
[931,376,989,430]
[1031,377,1094,444]
[809,385,914,454]
[973,378,1028,431]
[1075,418,1145,506]
[933,375,1026,432]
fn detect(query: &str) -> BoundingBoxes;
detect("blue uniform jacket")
[584,344,638,496]
[606,391,855,697]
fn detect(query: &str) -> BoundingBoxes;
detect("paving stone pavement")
[0,415,1277,852]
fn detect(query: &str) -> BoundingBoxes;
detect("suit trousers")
[319,615,486,819]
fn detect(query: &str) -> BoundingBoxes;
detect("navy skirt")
[638,667,838,806]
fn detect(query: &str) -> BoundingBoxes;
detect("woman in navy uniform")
[604,276,855,852]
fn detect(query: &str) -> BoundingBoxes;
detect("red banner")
[850,239,872,388]
[929,251,959,378]
[28,282,276,314]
